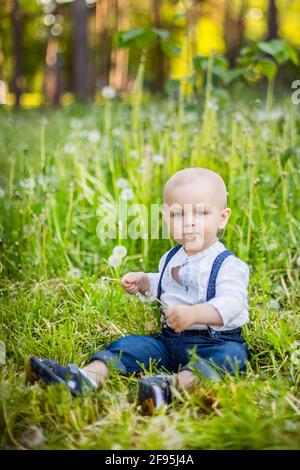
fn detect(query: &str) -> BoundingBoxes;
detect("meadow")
[0,85,299,449]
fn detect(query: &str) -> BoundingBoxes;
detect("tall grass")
[0,83,299,449]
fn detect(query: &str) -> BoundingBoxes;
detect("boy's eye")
[173,212,183,218]
[196,211,208,216]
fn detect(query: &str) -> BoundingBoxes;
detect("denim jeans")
[89,326,249,380]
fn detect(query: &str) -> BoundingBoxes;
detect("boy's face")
[163,180,231,253]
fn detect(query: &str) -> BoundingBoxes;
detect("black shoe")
[28,356,97,397]
[137,375,174,415]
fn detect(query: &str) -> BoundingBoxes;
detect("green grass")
[0,90,299,449]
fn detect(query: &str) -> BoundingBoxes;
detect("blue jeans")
[89,326,249,380]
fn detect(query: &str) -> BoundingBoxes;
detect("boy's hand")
[164,305,196,333]
[121,272,149,295]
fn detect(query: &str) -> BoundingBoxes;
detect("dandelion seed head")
[70,118,82,129]
[121,188,134,200]
[129,149,139,160]
[64,143,77,154]
[116,178,130,189]
[108,254,122,268]
[88,130,101,143]
[101,86,117,100]
[20,426,45,449]
[268,298,280,310]
[153,154,165,165]
[20,178,35,195]
[113,245,127,258]
[268,242,277,251]
[67,268,82,279]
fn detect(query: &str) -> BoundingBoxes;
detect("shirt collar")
[181,238,224,260]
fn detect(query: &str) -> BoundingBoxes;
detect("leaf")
[114,28,146,47]
[257,39,296,65]
[193,55,209,72]
[257,39,284,57]
[152,28,170,40]
[285,43,299,65]
[114,28,157,48]
[161,41,181,57]
[256,59,278,80]
[221,68,244,84]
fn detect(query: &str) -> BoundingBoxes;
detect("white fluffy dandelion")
[88,130,101,143]
[268,243,277,251]
[64,143,77,154]
[70,118,82,129]
[20,178,35,195]
[116,178,130,189]
[129,149,139,160]
[101,86,117,100]
[121,188,134,200]
[108,254,122,268]
[20,426,45,449]
[153,154,164,165]
[268,298,280,310]
[113,245,127,258]
[67,268,82,279]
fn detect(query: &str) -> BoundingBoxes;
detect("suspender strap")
[157,245,234,308]
[157,244,182,307]
[206,250,234,301]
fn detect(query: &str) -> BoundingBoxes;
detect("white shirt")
[139,239,250,331]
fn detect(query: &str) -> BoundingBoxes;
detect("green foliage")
[0,95,299,449]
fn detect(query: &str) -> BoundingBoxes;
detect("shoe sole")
[28,356,80,397]
[138,380,160,415]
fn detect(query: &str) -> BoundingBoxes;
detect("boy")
[29,167,250,415]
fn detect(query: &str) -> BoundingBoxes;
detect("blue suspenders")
[156,245,234,329]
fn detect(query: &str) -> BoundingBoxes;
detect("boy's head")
[162,167,231,253]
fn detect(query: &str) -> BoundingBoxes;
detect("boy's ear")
[218,208,231,230]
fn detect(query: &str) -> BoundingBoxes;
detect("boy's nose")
[184,213,196,226]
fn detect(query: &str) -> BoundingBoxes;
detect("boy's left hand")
[164,305,196,333]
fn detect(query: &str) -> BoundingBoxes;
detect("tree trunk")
[224,0,246,68]
[11,0,22,107]
[109,0,129,91]
[44,38,64,107]
[73,0,89,101]
[267,0,278,40]
[151,0,165,93]
[96,0,113,90]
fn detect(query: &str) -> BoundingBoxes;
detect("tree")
[109,0,129,92]
[267,0,278,41]
[151,0,165,93]
[96,0,113,90]
[11,0,22,107]
[224,0,246,68]
[73,0,89,101]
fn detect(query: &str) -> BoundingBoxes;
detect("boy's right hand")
[121,272,149,295]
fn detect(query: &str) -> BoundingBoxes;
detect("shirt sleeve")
[205,256,250,328]
[138,249,171,303]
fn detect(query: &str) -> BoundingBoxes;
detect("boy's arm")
[165,257,249,332]
[138,250,170,302]
[198,256,250,327]
[191,303,224,325]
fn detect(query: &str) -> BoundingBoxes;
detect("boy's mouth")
[183,233,199,238]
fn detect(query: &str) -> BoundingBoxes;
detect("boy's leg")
[81,360,109,386]
[175,369,199,390]
[180,338,249,382]
[84,333,174,381]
